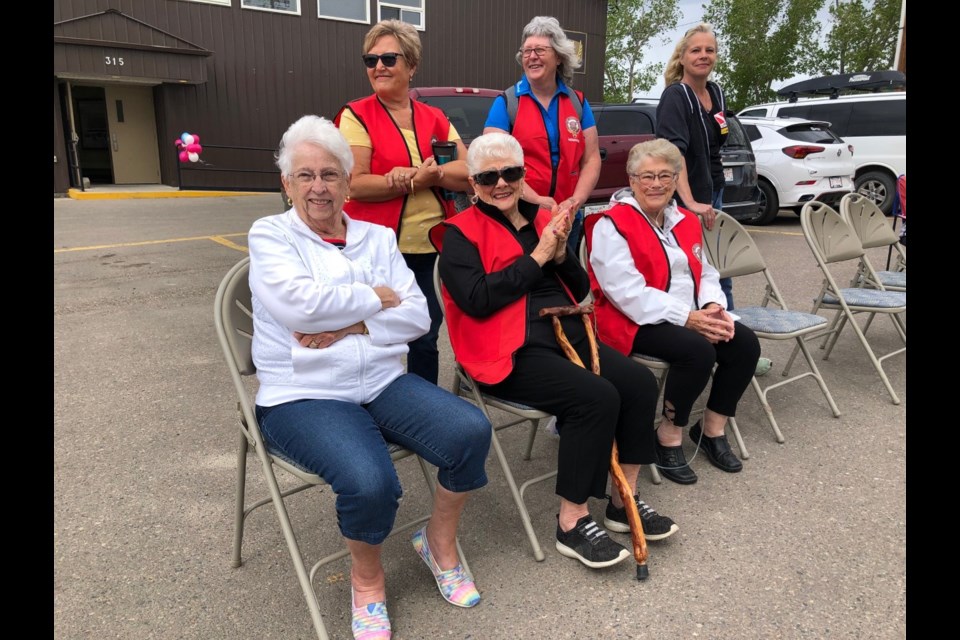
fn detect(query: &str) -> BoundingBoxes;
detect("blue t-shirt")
[484,75,596,168]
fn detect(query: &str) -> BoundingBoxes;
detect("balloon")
[174,139,183,147]
[180,132,192,144]
[179,150,189,163]
[186,143,202,154]
[183,134,195,146]
[188,152,199,163]
[191,134,200,144]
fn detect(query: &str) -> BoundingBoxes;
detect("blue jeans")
[712,189,734,310]
[256,374,491,545]
[404,252,442,384]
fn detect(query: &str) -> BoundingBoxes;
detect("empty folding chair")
[839,192,906,292]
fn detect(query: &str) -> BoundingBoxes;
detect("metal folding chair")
[214,257,467,640]
[839,192,906,292]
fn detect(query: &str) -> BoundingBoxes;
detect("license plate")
[584,203,611,216]
[724,167,734,182]
[829,177,843,188]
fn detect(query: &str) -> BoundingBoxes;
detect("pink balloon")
[188,152,199,162]
[186,143,202,154]
[174,139,183,147]
[191,134,200,144]
[179,150,189,163]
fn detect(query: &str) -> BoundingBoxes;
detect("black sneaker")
[603,495,679,541]
[555,514,630,569]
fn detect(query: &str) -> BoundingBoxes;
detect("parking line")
[749,228,803,237]
[54,232,249,254]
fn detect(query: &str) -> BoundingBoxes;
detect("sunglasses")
[362,52,404,69]
[472,166,525,186]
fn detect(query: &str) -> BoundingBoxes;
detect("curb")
[67,189,268,200]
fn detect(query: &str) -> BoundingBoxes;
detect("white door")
[104,85,161,184]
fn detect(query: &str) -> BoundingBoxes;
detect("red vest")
[584,202,704,355]
[334,94,457,234]
[431,206,562,384]
[513,90,585,204]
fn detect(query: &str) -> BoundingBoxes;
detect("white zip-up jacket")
[249,210,430,407]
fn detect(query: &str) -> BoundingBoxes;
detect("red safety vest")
[334,94,456,234]
[584,203,704,355]
[430,206,569,384]
[512,90,585,204]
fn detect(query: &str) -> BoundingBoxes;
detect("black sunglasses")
[472,166,525,186]
[362,52,404,68]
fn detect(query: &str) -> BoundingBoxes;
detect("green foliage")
[704,0,825,111]
[604,0,681,103]
[817,0,901,74]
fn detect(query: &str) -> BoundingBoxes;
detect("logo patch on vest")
[565,116,581,136]
[692,242,703,264]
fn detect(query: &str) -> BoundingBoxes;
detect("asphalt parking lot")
[54,194,906,639]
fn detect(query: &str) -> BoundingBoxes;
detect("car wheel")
[855,171,896,214]
[748,180,780,225]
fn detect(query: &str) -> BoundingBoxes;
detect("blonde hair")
[363,19,422,69]
[663,23,717,86]
[514,16,581,86]
[626,139,682,176]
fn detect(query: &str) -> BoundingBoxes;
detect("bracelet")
[438,166,444,182]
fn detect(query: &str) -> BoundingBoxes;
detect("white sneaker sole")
[603,517,680,541]
[555,540,630,568]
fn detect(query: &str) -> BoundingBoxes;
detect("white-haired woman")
[249,115,491,640]
[432,133,677,572]
[483,16,601,254]
[586,138,761,486]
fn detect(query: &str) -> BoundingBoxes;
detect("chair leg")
[822,313,848,358]
[845,312,902,405]
[749,376,785,444]
[232,432,250,569]
[489,429,547,561]
[726,416,749,460]
[648,464,662,485]
[795,338,842,419]
[523,418,540,461]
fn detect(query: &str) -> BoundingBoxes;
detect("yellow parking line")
[210,236,250,253]
[54,232,248,253]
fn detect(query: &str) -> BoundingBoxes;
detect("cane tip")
[636,563,649,581]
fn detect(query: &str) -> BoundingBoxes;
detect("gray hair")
[466,132,524,175]
[626,139,683,175]
[275,115,354,176]
[515,16,581,86]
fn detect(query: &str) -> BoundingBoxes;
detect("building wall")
[54,0,608,194]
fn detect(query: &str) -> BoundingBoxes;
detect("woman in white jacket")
[249,115,491,640]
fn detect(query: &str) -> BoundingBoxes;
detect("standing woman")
[335,19,470,385]
[483,15,602,254]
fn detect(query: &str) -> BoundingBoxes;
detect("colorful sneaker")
[412,526,480,608]
[351,588,391,640]
[555,514,630,569]
[603,495,679,541]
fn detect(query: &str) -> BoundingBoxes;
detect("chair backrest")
[700,210,767,279]
[215,257,255,377]
[839,193,900,250]
[799,201,864,264]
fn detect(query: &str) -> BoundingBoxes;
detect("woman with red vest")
[585,139,760,486]
[483,16,601,256]
[335,20,470,385]
[434,133,677,570]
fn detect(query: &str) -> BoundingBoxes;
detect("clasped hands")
[531,205,573,266]
[685,303,735,344]
[386,157,443,194]
[294,285,399,349]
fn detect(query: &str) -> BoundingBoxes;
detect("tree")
[817,0,901,74]
[704,0,825,110]
[604,0,681,103]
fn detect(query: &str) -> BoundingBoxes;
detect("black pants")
[632,321,761,427]
[481,340,658,504]
[403,252,441,385]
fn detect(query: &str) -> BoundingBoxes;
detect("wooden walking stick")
[539,303,650,580]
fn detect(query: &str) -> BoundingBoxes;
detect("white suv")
[737,116,855,225]
[738,92,905,213]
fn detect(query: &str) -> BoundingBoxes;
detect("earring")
[345,194,351,203]
[470,194,479,205]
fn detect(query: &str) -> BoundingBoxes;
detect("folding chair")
[581,214,749,459]
[839,192,906,292]
[214,257,467,640]
[789,202,906,405]
[701,211,841,443]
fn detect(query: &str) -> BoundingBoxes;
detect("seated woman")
[249,115,491,640]
[434,132,677,571]
[586,138,761,486]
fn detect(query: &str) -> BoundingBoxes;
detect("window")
[241,0,300,14]
[739,108,767,118]
[742,124,763,143]
[179,0,230,5]
[379,1,424,30]
[780,124,844,144]
[780,103,852,136]
[846,100,906,137]
[722,116,750,150]
[318,0,369,23]
[413,95,497,144]
[595,110,654,136]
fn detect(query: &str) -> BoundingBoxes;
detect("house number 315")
[105,56,125,66]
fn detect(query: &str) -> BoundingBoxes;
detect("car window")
[846,99,906,136]
[595,110,654,136]
[779,103,852,136]
[739,108,767,118]
[413,95,496,143]
[742,123,763,143]
[779,123,844,144]
[723,115,750,150]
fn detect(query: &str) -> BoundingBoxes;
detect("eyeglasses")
[290,169,345,186]
[629,172,677,186]
[362,52,404,69]
[472,165,525,186]
[519,46,551,58]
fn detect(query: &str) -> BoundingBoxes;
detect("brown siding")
[54,0,608,191]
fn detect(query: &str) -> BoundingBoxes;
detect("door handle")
[599,147,607,160]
